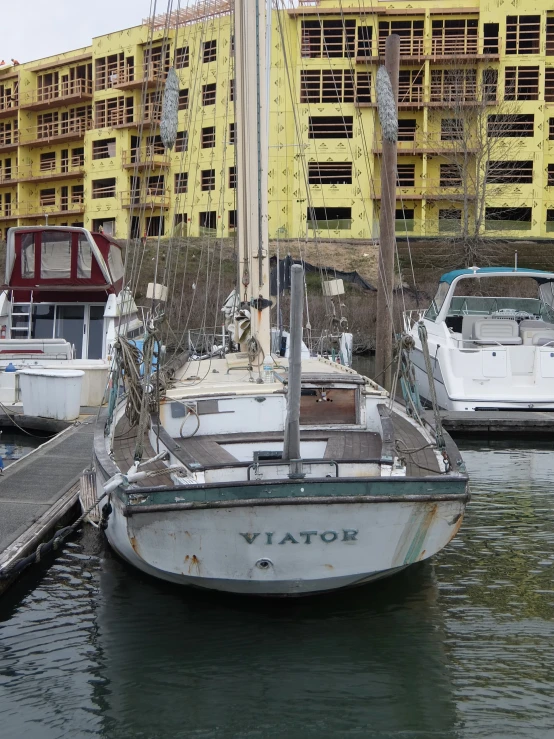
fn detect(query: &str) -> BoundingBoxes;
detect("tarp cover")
[270,254,376,295]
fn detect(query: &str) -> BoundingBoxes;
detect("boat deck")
[112,406,441,484]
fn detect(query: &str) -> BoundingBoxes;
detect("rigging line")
[167,10,219,350]
[126,0,167,299]
[336,0,397,325]
[171,8,233,365]
[298,3,348,327]
[169,9,214,344]
[121,0,159,311]
[210,19,235,354]
[119,0,149,301]
[181,15,224,338]
[396,189,419,308]
[198,11,229,349]
[137,13,175,302]
[333,0,397,314]
[274,2,335,325]
[308,0,381,331]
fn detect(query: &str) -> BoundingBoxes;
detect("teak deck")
[112,407,441,484]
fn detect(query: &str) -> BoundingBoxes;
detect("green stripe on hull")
[121,476,468,508]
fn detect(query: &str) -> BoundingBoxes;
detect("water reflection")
[94,557,457,739]
[1,444,554,738]
[0,429,48,468]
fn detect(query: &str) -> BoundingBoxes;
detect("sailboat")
[92,0,469,595]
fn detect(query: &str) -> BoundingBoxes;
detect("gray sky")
[2,0,148,65]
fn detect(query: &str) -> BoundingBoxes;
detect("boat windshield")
[424,282,450,321]
[440,276,554,323]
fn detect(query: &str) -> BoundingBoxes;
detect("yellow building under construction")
[2,0,554,242]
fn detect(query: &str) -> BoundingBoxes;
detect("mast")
[283,264,303,468]
[235,0,271,357]
[375,35,400,392]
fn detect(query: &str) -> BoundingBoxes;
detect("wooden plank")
[392,412,440,476]
[324,434,345,459]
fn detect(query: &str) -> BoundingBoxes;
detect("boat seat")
[532,332,554,347]
[461,315,483,343]
[519,320,554,346]
[472,319,522,345]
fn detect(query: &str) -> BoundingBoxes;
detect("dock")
[431,410,554,436]
[0,419,95,593]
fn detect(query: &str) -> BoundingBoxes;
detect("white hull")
[405,269,554,411]
[102,487,466,596]
[410,340,554,412]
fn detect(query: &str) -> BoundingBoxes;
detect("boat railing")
[187,325,227,355]
[402,309,425,331]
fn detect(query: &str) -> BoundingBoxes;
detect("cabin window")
[40,232,71,279]
[31,304,56,339]
[88,305,105,359]
[108,245,124,282]
[77,233,92,279]
[21,234,35,279]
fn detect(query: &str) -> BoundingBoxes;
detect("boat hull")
[102,482,468,596]
[411,345,554,411]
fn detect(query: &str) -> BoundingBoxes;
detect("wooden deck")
[113,405,442,484]
[391,412,440,476]
[173,429,383,468]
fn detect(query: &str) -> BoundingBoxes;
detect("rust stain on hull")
[447,513,464,543]
[393,503,438,567]
[129,535,140,556]
[184,554,201,575]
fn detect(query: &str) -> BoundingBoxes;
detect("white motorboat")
[405,266,554,411]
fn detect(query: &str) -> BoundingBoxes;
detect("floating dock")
[0,419,95,593]
[431,410,554,436]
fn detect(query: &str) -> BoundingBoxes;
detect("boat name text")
[240,530,358,545]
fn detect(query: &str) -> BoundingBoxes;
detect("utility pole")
[375,35,400,393]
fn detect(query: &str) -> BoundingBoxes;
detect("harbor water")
[1,441,554,738]
[0,429,49,469]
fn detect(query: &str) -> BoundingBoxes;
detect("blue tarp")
[440,267,554,284]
